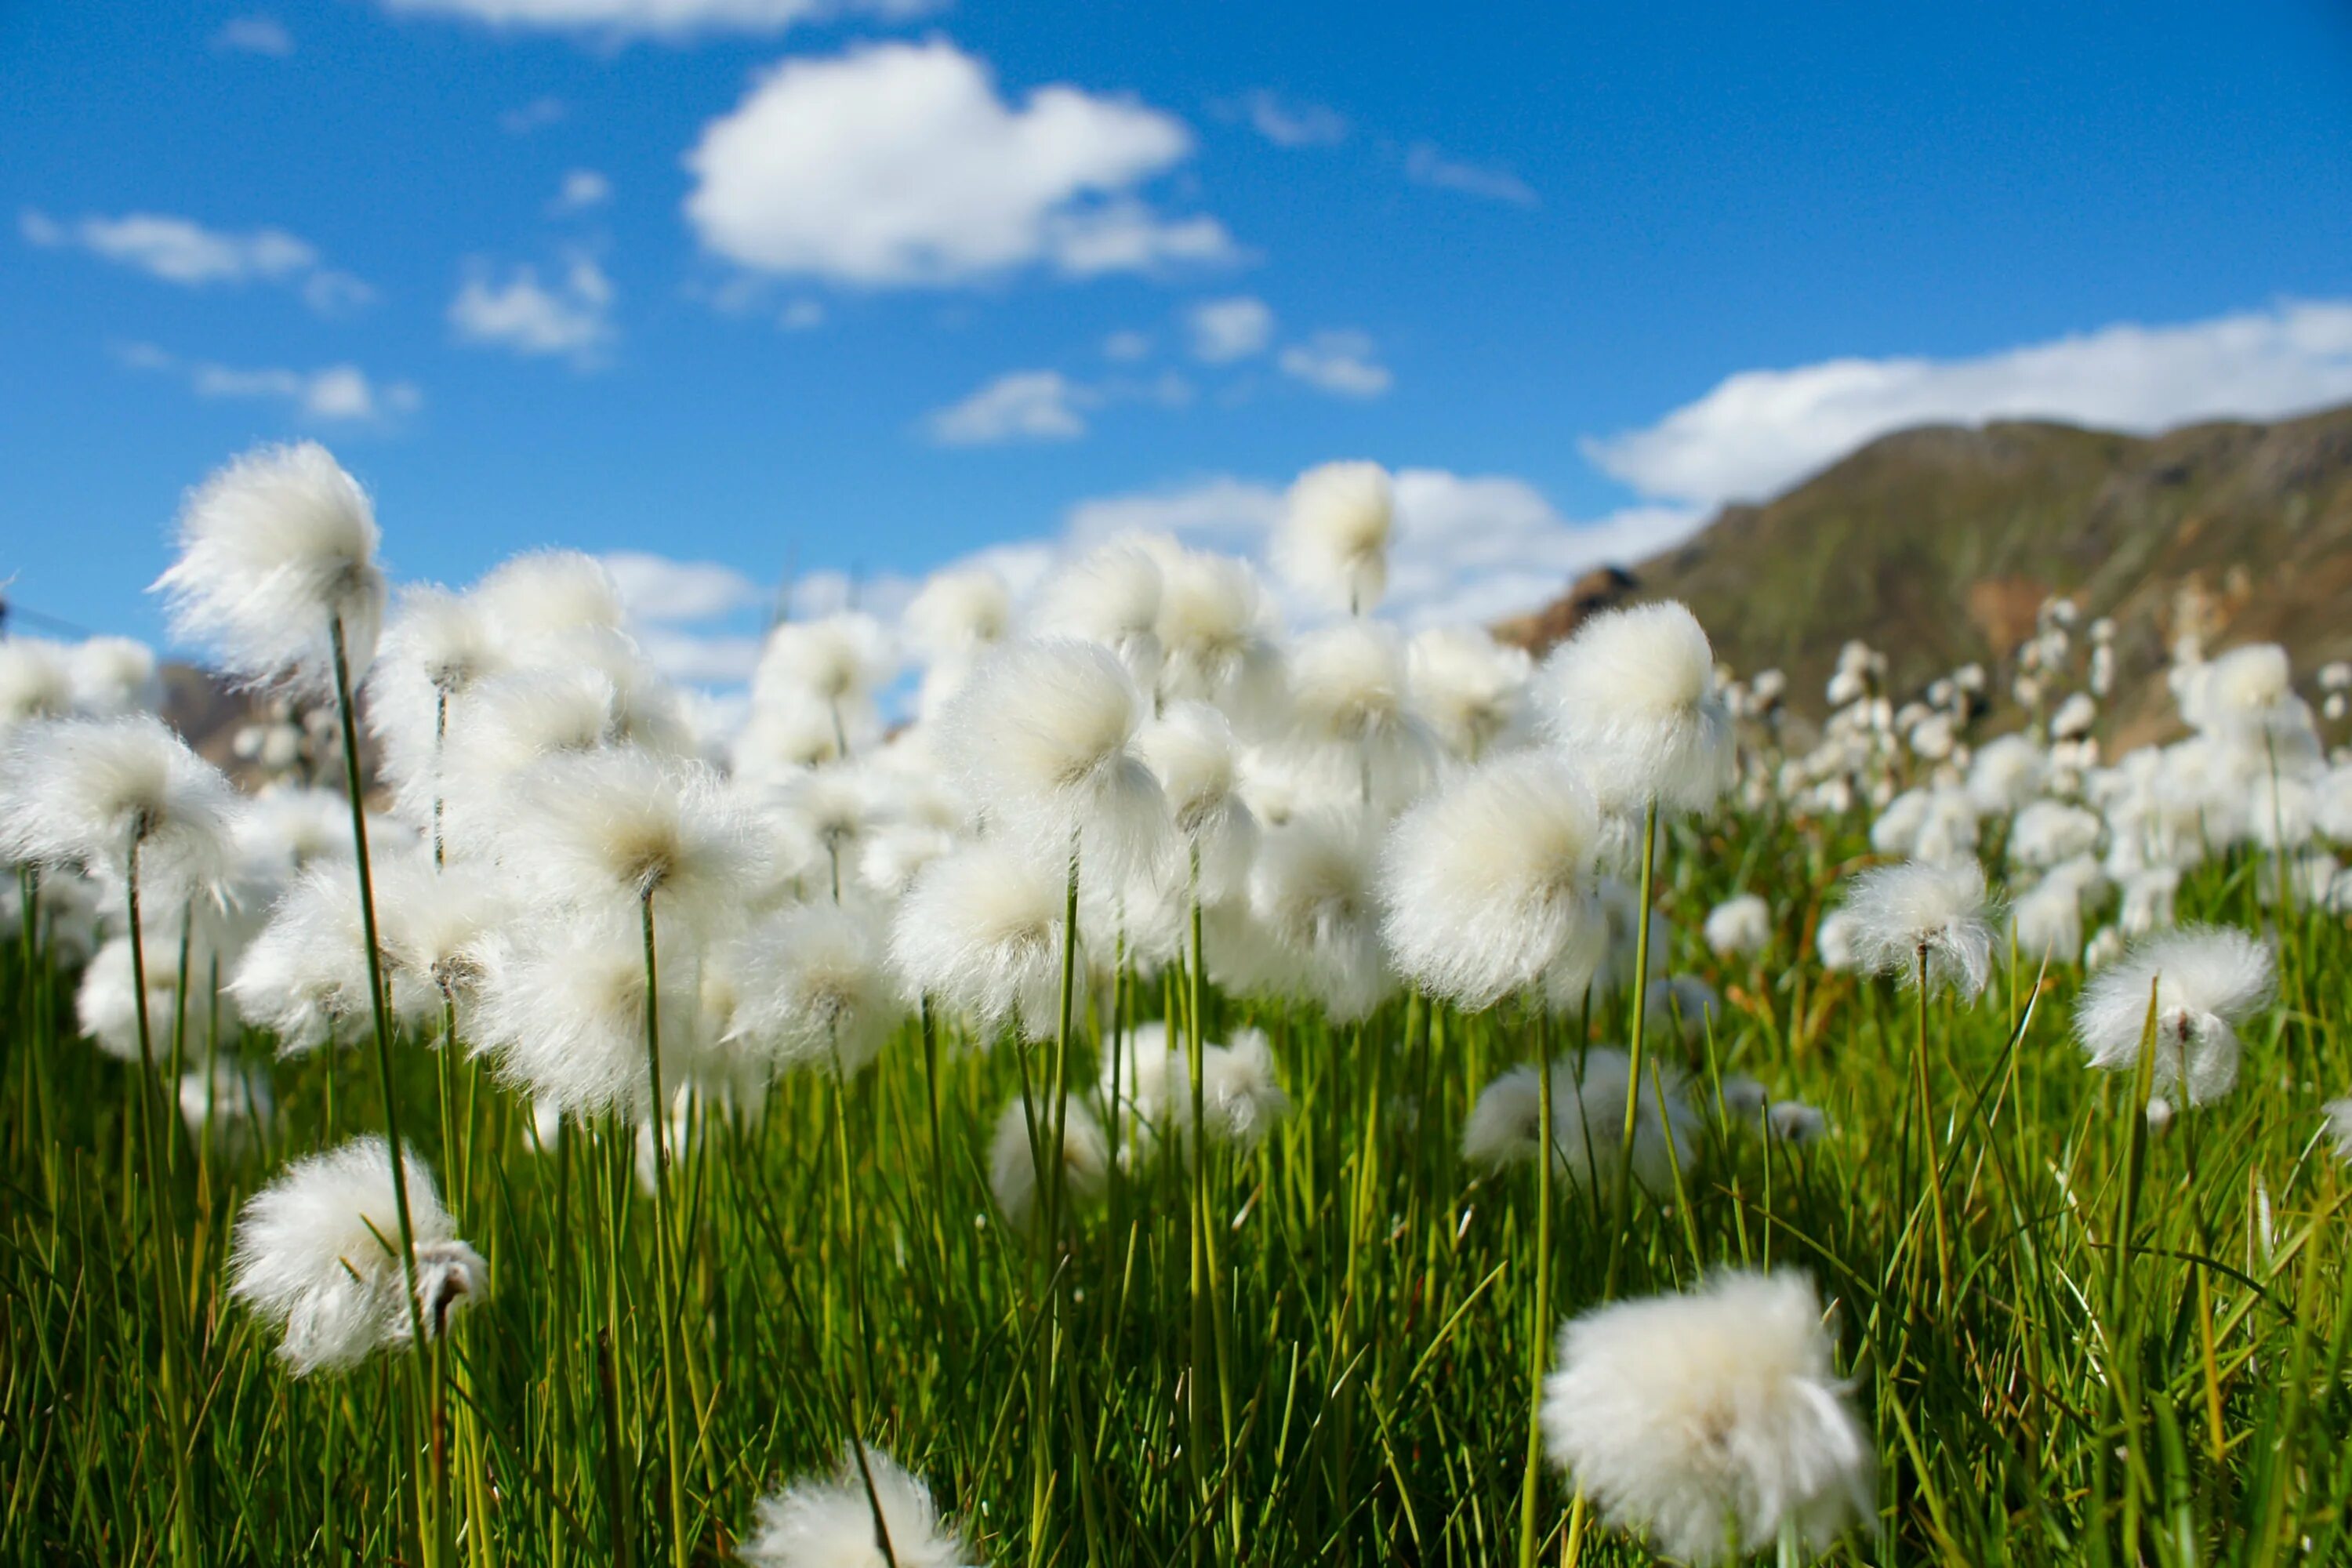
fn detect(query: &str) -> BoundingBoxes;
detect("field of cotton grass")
[5,441,2352,1566]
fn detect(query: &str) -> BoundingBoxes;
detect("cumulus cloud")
[601,551,763,622]
[214,16,295,55]
[1403,144,1539,208]
[1586,298,2352,506]
[1187,296,1274,363]
[683,39,1237,288]
[501,96,568,134]
[1237,90,1347,148]
[1068,470,1698,629]
[1279,329,1392,397]
[378,0,930,35]
[117,343,421,424]
[925,369,1091,445]
[550,169,612,215]
[21,209,370,311]
[448,256,615,363]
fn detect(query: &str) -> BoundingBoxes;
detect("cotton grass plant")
[12,448,2352,1568]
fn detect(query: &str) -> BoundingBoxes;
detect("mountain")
[1496,405,2352,746]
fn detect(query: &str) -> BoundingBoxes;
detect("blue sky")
[6,0,2352,681]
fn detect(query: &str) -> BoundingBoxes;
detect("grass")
[4,806,2350,1566]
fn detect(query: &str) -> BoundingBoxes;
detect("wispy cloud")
[926,370,1092,446]
[499,96,567,135]
[213,15,295,55]
[1237,90,1347,147]
[376,0,938,40]
[1278,329,1392,397]
[21,208,371,313]
[116,342,421,424]
[1403,143,1538,208]
[548,169,612,216]
[1586,298,2352,506]
[1186,296,1275,363]
[448,256,615,365]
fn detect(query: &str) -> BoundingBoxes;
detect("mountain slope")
[1498,405,2352,742]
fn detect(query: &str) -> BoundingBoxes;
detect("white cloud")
[215,15,295,55]
[1240,91,1346,148]
[550,169,612,215]
[925,369,1091,445]
[779,297,826,330]
[118,342,421,424]
[501,96,568,134]
[1187,296,1274,363]
[1102,328,1152,361]
[633,627,768,684]
[449,256,615,363]
[379,0,931,37]
[1586,299,2352,506]
[1062,470,1700,629]
[21,209,371,311]
[1403,144,1539,209]
[601,551,763,622]
[1278,329,1392,397]
[684,39,1238,288]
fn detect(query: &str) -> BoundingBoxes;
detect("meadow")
[3,443,2350,1567]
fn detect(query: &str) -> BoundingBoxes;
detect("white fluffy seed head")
[2183,643,2296,737]
[367,585,508,799]
[469,550,628,659]
[1815,908,1861,971]
[2008,879,2085,967]
[1241,808,1389,1021]
[0,714,238,904]
[1377,753,1606,1010]
[67,637,163,717]
[470,909,708,1117]
[157,442,387,695]
[738,1447,977,1568]
[1277,459,1393,613]
[1535,601,1733,812]
[1149,544,1284,724]
[77,920,241,1061]
[495,748,754,928]
[726,902,906,1078]
[2009,800,2102,869]
[1967,734,2048,817]
[0,639,74,737]
[2322,1099,2352,1163]
[2075,925,2274,1106]
[1541,1269,1875,1563]
[1702,893,1772,956]
[233,858,417,1054]
[229,1136,484,1375]
[1101,1022,1291,1156]
[754,613,894,712]
[1841,858,1996,998]
[1459,1049,1695,1197]
[1136,699,1260,899]
[935,639,1171,880]
[888,838,1069,1040]
[1406,626,1531,760]
[1283,621,1440,810]
[1030,541,1165,690]
[988,1094,1109,1229]
[903,566,1013,666]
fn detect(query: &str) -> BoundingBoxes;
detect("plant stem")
[1518,1018,1556,1568]
[125,837,201,1568]
[1604,797,1660,1298]
[637,891,690,1568]
[331,612,438,1567]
